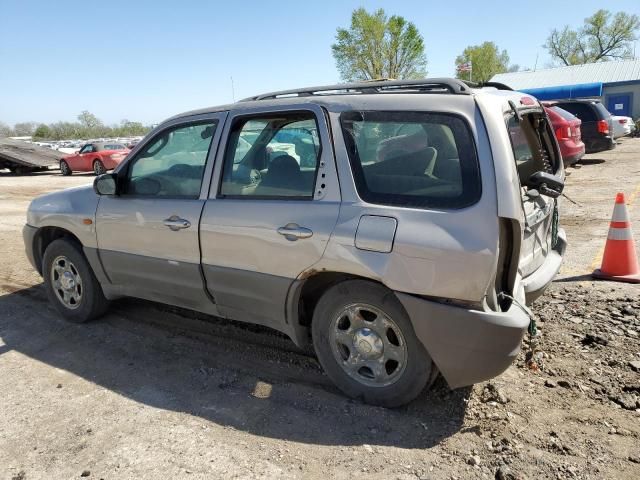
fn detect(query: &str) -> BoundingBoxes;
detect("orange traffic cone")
[592,192,640,283]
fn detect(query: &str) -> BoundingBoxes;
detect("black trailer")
[0,138,62,174]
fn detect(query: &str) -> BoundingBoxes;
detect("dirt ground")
[1,140,639,480]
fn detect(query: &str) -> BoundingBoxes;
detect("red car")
[60,142,130,176]
[542,104,585,167]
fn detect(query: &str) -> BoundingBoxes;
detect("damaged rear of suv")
[24,79,566,407]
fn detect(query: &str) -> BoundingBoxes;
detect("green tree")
[332,8,427,81]
[33,124,52,139]
[77,110,102,129]
[545,9,640,65]
[455,42,510,83]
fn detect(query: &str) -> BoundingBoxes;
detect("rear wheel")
[93,159,106,175]
[311,280,432,407]
[60,160,72,176]
[43,238,110,323]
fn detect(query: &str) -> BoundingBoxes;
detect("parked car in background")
[60,142,130,175]
[549,99,614,154]
[24,79,566,407]
[611,115,633,139]
[543,104,585,166]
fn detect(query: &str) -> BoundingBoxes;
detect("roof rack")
[461,80,513,91]
[240,78,472,102]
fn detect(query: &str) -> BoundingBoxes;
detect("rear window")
[550,106,577,121]
[340,111,481,209]
[555,102,597,121]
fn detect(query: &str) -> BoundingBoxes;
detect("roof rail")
[240,78,472,102]
[461,80,513,91]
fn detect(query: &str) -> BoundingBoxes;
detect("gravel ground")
[1,140,639,480]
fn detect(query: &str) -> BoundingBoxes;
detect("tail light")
[597,119,609,134]
[555,126,571,140]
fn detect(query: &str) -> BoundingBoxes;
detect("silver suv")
[23,79,567,407]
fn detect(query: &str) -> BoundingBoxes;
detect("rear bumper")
[522,228,567,304]
[585,136,615,154]
[563,152,584,166]
[395,292,530,389]
[561,142,585,166]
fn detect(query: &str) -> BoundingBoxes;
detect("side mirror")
[93,173,117,196]
[526,171,564,199]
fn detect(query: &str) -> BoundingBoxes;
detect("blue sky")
[1,0,639,125]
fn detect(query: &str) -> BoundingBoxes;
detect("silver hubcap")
[330,303,408,388]
[50,255,82,309]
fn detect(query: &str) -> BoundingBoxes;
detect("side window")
[220,112,321,198]
[80,145,92,154]
[340,111,480,209]
[124,121,217,198]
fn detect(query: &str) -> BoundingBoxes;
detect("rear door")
[506,111,562,278]
[200,105,340,330]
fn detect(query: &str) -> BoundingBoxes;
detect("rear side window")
[593,102,612,119]
[340,111,480,209]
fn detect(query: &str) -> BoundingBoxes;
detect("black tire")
[311,280,432,407]
[42,238,110,323]
[93,159,106,175]
[60,160,72,176]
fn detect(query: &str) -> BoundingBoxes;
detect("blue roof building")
[491,59,640,119]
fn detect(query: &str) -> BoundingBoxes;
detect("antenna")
[230,76,235,102]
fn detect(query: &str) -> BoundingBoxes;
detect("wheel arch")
[287,271,388,347]
[32,226,83,274]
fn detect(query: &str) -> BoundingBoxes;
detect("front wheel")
[60,160,72,176]
[312,280,432,407]
[93,159,106,175]
[42,238,110,323]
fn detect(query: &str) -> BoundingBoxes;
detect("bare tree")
[545,10,640,65]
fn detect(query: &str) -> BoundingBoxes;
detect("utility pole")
[231,76,235,102]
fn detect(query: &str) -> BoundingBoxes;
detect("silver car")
[23,79,567,407]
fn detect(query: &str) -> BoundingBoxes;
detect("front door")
[68,144,93,171]
[607,93,632,117]
[95,113,226,313]
[200,106,340,330]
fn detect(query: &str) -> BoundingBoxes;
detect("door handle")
[163,216,191,231]
[277,223,313,241]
